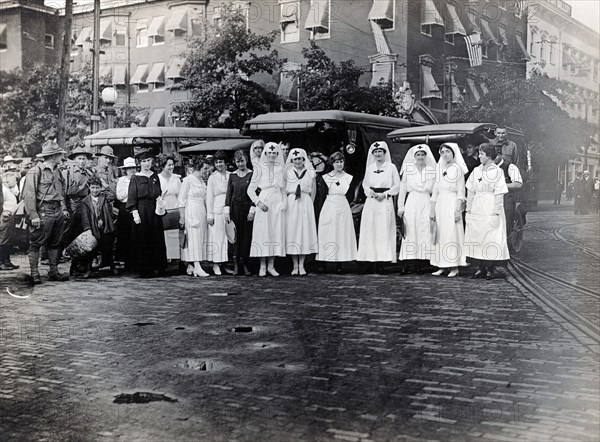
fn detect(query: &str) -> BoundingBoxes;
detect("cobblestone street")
[1,202,599,442]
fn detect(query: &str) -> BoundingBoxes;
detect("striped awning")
[277,71,298,100]
[279,0,298,24]
[166,10,188,32]
[147,63,165,84]
[305,0,329,32]
[74,27,92,46]
[515,34,530,61]
[113,65,127,86]
[130,64,148,84]
[498,26,508,46]
[421,0,444,27]
[0,23,6,49]
[166,58,185,79]
[481,18,498,45]
[370,20,391,55]
[444,4,466,36]
[148,16,165,37]
[466,77,480,102]
[99,19,112,44]
[420,65,442,100]
[369,0,394,29]
[147,108,165,127]
[450,74,463,104]
[99,65,112,84]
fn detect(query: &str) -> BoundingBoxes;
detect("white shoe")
[267,267,279,277]
[186,264,194,275]
[291,266,299,276]
[193,263,209,277]
[259,266,267,277]
[432,269,445,276]
[213,264,222,276]
[299,267,307,276]
[448,268,459,278]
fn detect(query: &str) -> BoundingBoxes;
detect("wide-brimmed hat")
[36,140,67,158]
[2,155,23,164]
[95,145,116,159]
[68,146,93,160]
[119,157,137,169]
[134,148,155,160]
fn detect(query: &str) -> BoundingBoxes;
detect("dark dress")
[126,173,167,274]
[225,171,254,262]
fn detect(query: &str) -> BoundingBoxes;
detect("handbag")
[179,228,187,249]
[161,209,180,230]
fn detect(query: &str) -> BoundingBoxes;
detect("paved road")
[1,202,598,441]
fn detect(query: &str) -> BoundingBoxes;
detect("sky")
[44,1,599,32]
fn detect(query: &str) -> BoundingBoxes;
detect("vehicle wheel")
[509,213,524,254]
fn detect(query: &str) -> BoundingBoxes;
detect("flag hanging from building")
[465,32,482,67]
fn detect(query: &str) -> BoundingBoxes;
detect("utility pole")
[91,0,101,134]
[57,0,73,148]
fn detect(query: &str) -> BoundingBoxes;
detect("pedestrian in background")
[573,171,585,215]
[224,150,255,276]
[397,144,436,275]
[284,148,318,276]
[157,154,182,262]
[0,169,19,270]
[126,150,167,278]
[357,141,400,274]
[247,142,286,277]
[206,150,232,275]
[316,151,357,273]
[594,178,600,213]
[465,144,509,280]
[178,155,210,278]
[566,181,574,201]
[554,178,563,205]
[115,157,137,267]
[430,143,468,277]
[582,171,593,214]
[22,140,70,284]
[79,175,117,278]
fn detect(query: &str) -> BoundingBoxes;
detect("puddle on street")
[113,392,177,404]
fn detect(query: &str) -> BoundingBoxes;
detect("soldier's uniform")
[491,137,519,166]
[93,146,118,202]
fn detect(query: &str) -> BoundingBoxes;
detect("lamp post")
[101,87,118,129]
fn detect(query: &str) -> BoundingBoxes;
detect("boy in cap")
[94,145,118,202]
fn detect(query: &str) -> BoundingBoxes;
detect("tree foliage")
[293,41,399,116]
[176,5,282,128]
[452,64,596,165]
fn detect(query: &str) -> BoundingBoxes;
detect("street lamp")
[101,86,118,129]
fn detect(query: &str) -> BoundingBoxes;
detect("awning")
[146,109,165,127]
[166,58,185,79]
[444,4,466,36]
[464,10,480,35]
[480,19,498,44]
[179,138,256,154]
[450,74,462,104]
[277,71,298,100]
[113,65,127,86]
[99,65,112,84]
[466,77,480,102]
[136,19,147,30]
[130,64,148,84]
[279,0,298,24]
[515,34,530,61]
[148,16,165,37]
[305,0,329,32]
[0,23,7,49]
[166,10,188,32]
[74,27,92,46]
[420,65,442,99]
[370,20,391,55]
[99,19,112,44]
[369,0,394,29]
[371,62,393,87]
[498,26,508,46]
[147,63,165,84]
[421,0,444,27]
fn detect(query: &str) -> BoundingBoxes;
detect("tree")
[452,64,596,166]
[293,41,399,116]
[175,5,282,128]
[57,0,73,148]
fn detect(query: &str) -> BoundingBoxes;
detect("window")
[421,24,432,36]
[166,9,188,38]
[482,43,489,59]
[213,6,222,28]
[45,34,54,49]
[147,62,165,91]
[0,23,7,50]
[445,33,454,45]
[280,1,300,43]
[529,29,535,56]
[306,0,330,40]
[148,16,165,45]
[369,0,395,31]
[136,19,148,48]
[114,26,126,46]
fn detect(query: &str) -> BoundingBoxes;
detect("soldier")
[94,145,118,202]
[491,127,519,166]
[22,140,70,284]
[0,169,20,270]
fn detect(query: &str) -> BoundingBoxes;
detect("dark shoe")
[4,261,19,270]
[376,264,387,275]
[0,263,12,271]
[336,264,344,275]
[48,270,69,282]
[82,269,92,279]
[30,273,42,285]
[471,270,484,279]
[110,267,119,276]
[486,271,494,280]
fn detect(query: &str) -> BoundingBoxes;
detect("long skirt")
[207,195,228,263]
[115,201,131,263]
[285,193,318,255]
[181,197,208,263]
[164,230,180,260]
[431,189,467,268]
[464,192,510,261]
[399,191,431,261]
[129,199,167,273]
[230,201,253,261]
[317,194,357,261]
[357,197,397,262]
[250,187,286,257]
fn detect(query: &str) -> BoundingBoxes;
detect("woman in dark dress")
[126,150,167,277]
[224,150,254,276]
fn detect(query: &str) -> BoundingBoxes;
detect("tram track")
[531,223,600,260]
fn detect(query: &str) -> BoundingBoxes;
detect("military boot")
[48,248,69,281]
[28,248,42,284]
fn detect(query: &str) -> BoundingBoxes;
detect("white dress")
[317,172,357,262]
[430,163,467,268]
[247,163,286,257]
[178,175,208,262]
[357,162,400,262]
[206,171,230,263]
[285,166,318,255]
[398,166,435,261]
[465,164,510,261]
[158,173,182,260]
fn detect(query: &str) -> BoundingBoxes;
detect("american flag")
[464,32,483,67]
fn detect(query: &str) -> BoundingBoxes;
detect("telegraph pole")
[57,0,73,148]
[91,0,101,133]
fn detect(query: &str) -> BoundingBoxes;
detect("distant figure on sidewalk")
[554,179,563,205]
[582,171,594,213]
[594,178,600,213]
[566,182,573,201]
